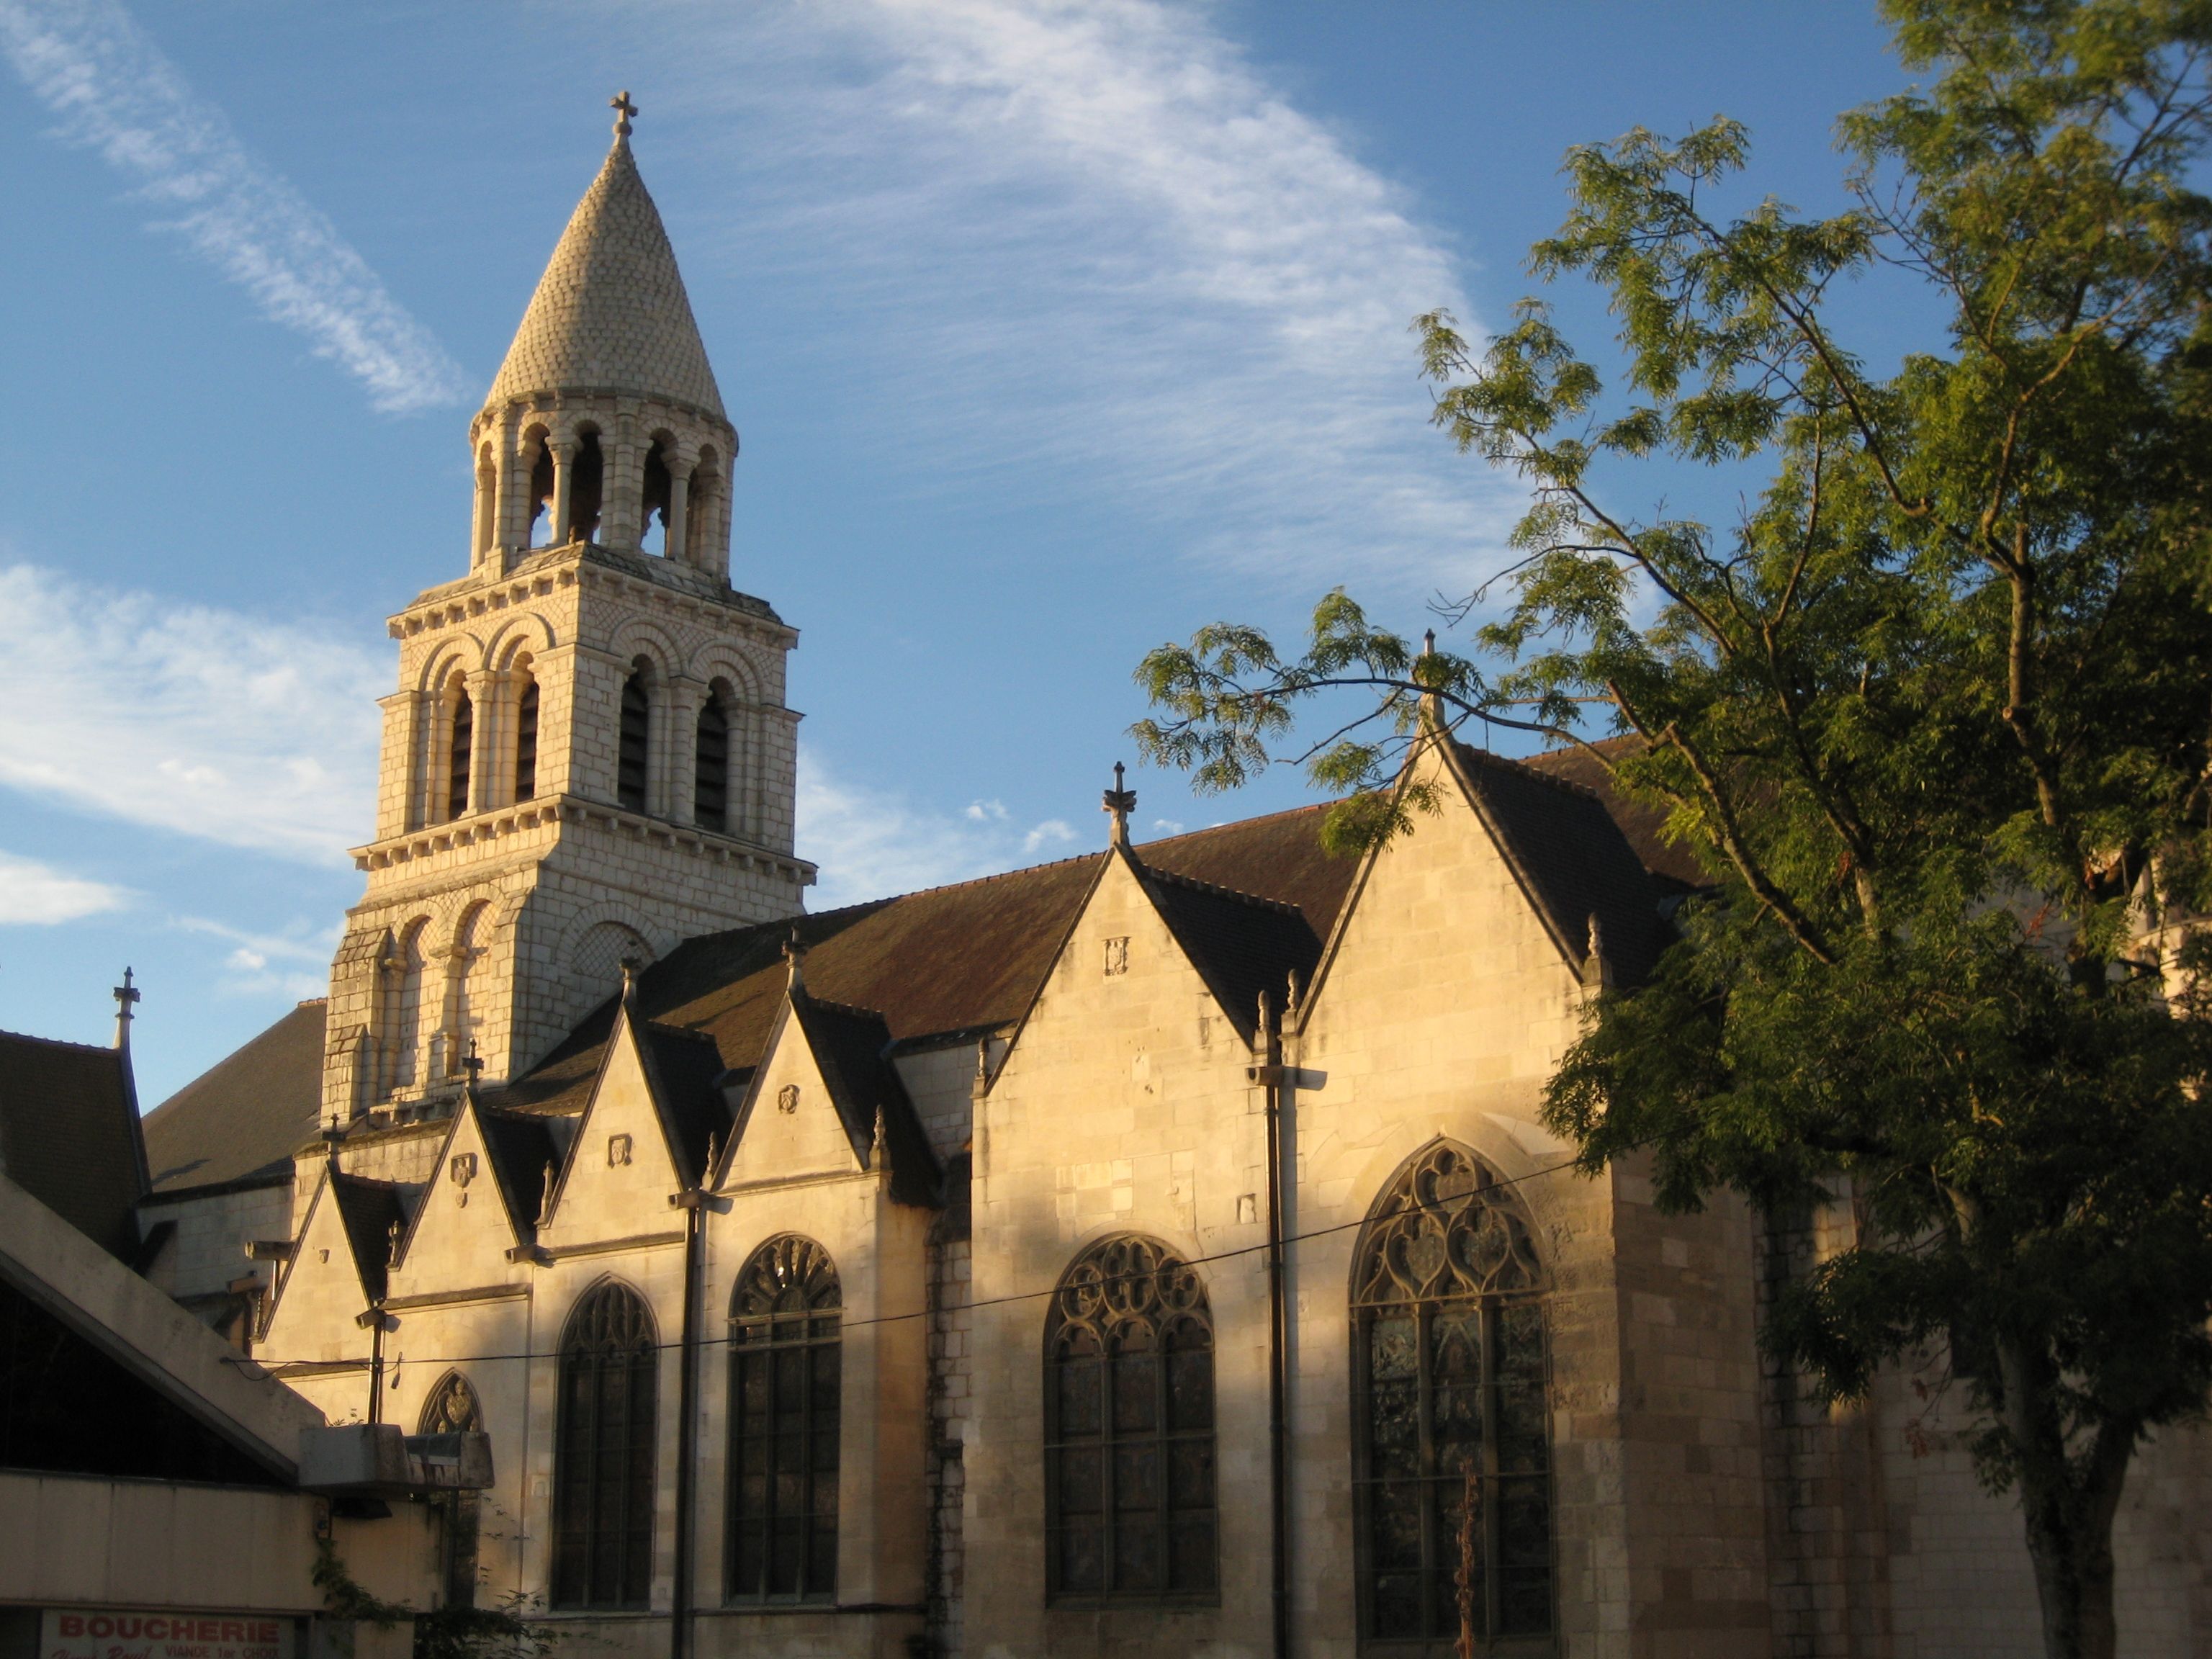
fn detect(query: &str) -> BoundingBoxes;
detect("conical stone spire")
[486,127,724,420]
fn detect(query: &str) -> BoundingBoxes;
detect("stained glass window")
[552,1282,657,1609]
[1353,1143,1551,1650]
[1045,1236,1216,1603]
[727,1236,841,1603]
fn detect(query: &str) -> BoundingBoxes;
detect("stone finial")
[611,89,638,138]
[539,1161,558,1228]
[1582,913,1610,992]
[112,966,140,1051]
[1102,762,1138,848]
[871,1105,888,1172]
[386,1218,402,1267]
[462,1038,483,1096]
[783,924,809,993]
[619,955,644,1009]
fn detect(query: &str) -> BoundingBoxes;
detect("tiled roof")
[477,1102,559,1244]
[1138,866,1323,1043]
[0,1029,145,1260]
[1449,741,1669,986]
[328,1170,409,1305]
[635,1020,734,1190]
[492,803,1357,1118]
[142,999,327,1196]
[784,993,940,1206]
[1523,737,1711,892]
[485,135,725,420]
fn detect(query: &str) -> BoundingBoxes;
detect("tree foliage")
[1134,6,2212,1655]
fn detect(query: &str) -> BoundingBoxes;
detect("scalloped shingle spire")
[485,127,724,420]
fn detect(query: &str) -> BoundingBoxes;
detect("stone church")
[136,102,2212,1659]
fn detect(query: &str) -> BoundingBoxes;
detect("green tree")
[1133,6,2212,1655]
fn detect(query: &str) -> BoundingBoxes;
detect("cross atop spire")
[611,89,638,138]
[112,966,140,1051]
[1102,762,1138,848]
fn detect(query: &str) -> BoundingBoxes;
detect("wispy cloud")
[0,564,383,862]
[799,752,1094,907]
[0,0,466,413]
[0,850,130,925]
[658,0,1521,593]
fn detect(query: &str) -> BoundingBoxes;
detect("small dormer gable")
[538,994,717,1243]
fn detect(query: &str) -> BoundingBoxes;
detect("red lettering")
[117,1621,143,1639]
[256,1627,276,1643]
[89,1619,112,1639]
[60,1618,84,1638]
[220,1627,241,1644]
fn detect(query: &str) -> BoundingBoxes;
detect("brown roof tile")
[0,1029,145,1259]
[143,1000,327,1196]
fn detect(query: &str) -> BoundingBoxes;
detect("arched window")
[641,439,673,556]
[618,668,650,813]
[443,902,488,1077]
[377,920,427,1099]
[526,432,554,548]
[727,1236,841,1603]
[570,428,604,543]
[446,683,473,821]
[694,692,730,834]
[1045,1235,1215,1603]
[1352,1143,1550,1648]
[420,1372,483,1608]
[513,668,539,804]
[553,1281,657,1609]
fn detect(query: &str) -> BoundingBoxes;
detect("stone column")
[496,415,526,552]
[604,405,642,549]
[665,678,702,826]
[666,456,696,567]
[466,668,502,814]
[549,439,576,546]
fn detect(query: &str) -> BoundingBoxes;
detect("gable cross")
[611,89,638,137]
[112,966,140,1049]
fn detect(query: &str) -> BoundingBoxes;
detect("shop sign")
[40,1609,295,1659]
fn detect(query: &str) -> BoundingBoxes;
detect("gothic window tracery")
[552,1281,657,1609]
[727,1236,841,1603]
[618,667,651,813]
[1044,1235,1216,1604]
[419,1372,483,1609]
[1352,1142,1552,1650]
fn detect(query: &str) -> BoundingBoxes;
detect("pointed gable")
[1447,741,1668,985]
[328,1171,409,1304]
[785,995,940,1206]
[1136,864,1325,1043]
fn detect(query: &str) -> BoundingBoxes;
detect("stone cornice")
[353,793,814,884]
[390,543,791,647]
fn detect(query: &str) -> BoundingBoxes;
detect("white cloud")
[799,752,1094,907]
[964,799,1010,822]
[0,849,130,925]
[0,0,467,414]
[0,564,384,863]
[656,0,1522,591]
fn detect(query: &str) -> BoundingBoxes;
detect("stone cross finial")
[112,966,140,1050]
[1102,761,1137,848]
[462,1038,483,1093]
[611,89,639,138]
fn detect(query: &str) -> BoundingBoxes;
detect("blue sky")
[0,0,1917,1102]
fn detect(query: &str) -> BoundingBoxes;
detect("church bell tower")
[322,93,812,1125]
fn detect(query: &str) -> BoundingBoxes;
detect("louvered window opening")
[514,680,539,801]
[694,697,729,833]
[1045,1236,1217,1604]
[552,1282,657,1609]
[420,1372,484,1610]
[1353,1144,1552,1650]
[727,1237,841,1602]
[446,691,472,821]
[617,673,650,812]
